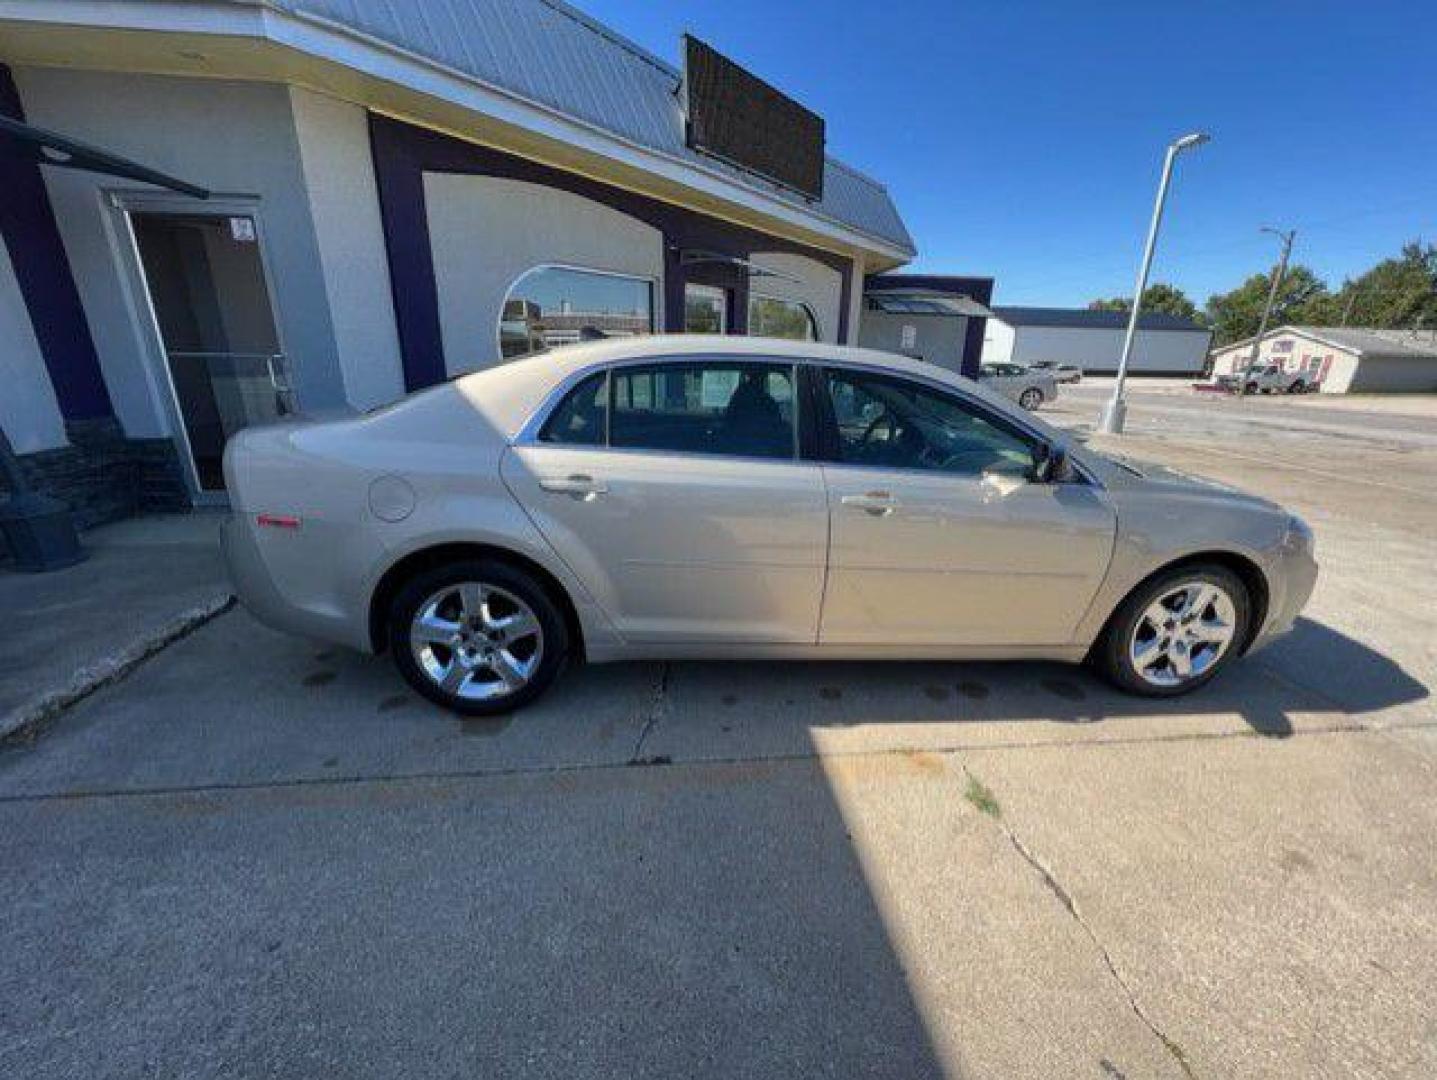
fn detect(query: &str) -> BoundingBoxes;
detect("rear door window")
[609,362,796,460]
[538,371,608,446]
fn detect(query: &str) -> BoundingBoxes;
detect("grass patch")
[964,774,1001,818]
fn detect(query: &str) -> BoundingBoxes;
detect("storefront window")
[748,295,818,341]
[684,283,727,333]
[500,266,653,360]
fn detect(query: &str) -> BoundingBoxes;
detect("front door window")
[825,369,1035,477]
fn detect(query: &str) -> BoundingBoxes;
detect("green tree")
[1205,265,1330,346]
[1330,242,1437,330]
[1088,282,1201,322]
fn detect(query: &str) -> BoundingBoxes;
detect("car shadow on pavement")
[1254,617,1430,719]
[640,617,1428,755]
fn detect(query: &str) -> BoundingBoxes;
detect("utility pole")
[1098,131,1210,434]
[1340,289,1357,326]
[1238,227,1296,395]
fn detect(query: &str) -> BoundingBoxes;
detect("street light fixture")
[1098,131,1211,435]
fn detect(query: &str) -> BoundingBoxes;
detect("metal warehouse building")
[981,306,1212,376]
[0,0,923,526]
[1209,326,1437,394]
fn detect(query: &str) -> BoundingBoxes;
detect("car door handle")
[539,474,608,500]
[840,491,897,516]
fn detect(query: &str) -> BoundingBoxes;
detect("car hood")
[1076,445,1284,512]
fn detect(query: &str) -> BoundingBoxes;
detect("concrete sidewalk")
[0,512,233,740]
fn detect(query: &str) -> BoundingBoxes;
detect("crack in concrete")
[1,595,236,745]
[958,760,1197,1079]
[627,662,671,764]
[3,714,1430,807]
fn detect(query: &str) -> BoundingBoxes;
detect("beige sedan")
[221,337,1317,715]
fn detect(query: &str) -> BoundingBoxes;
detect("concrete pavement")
[2,383,1434,1078]
[0,512,232,740]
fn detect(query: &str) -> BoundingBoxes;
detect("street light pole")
[1237,227,1296,394]
[1099,131,1210,434]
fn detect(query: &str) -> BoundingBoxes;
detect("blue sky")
[576,0,1436,308]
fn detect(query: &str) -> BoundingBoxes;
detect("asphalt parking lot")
[3,385,1435,1079]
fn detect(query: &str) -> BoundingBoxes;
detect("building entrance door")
[127,210,293,496]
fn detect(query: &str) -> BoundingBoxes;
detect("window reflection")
[684,283,727,333]
[748,295,818,341]
[501,266,654,360]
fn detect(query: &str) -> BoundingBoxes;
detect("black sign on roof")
[683,35,825,201]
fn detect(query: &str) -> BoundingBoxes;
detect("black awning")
[864,288,994,318]
[0,115,209,199]
[679,250,804,285]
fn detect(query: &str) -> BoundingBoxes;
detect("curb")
[1,593,236,744]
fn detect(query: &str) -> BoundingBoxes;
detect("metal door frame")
[108,189,293,505]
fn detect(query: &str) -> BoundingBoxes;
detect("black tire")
[1093,564,1250,697]
[388,559,569,716]
[1018,388,1043,411]
[1287,381,1304,395]
[1244,381,1258,395]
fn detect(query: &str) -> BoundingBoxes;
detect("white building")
[1208,326,1437,394]
[0,1,914,528]
[982,307,1212,376]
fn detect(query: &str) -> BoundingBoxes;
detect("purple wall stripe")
[0,64,113,422]
[368,113,855,393]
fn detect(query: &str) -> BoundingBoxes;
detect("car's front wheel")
[1094,564,1250,697]
[1018,387,1044,410]
[388,559,569,715]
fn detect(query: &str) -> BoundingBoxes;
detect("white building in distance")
[982,306,1212,376]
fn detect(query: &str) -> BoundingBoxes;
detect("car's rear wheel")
[1018,387,1044,410]
[388,559,569,715]
[1094,565,1249,697]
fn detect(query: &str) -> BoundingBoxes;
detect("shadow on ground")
[641,617,1428,762]
[0,610,1425,1078]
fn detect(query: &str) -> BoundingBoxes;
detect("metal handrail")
[166,350,284,360]
[164,350,291,396]
[165,350,294,407]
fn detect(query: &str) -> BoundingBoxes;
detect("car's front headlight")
[1282,514,1315,553]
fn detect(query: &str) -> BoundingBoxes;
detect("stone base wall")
[0,420,190,560]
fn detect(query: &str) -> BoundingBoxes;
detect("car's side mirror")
[1031,443,1068,484]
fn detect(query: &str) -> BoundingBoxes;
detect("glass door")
[127,211,292,494]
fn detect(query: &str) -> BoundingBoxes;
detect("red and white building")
[1209,326,1437,394]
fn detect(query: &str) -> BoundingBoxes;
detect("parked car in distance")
[978,362,1057,410]
[222,336,1317,716]
[1217,363,1317,394]
[1027,360,1083,384]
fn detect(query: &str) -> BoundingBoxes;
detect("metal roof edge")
[253,1,918,258]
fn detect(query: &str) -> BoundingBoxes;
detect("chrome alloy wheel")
[409,582,544,701]
[1128,581,1238,688]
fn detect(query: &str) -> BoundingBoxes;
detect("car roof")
[445,334,1047,442]
[466,334,955,382]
